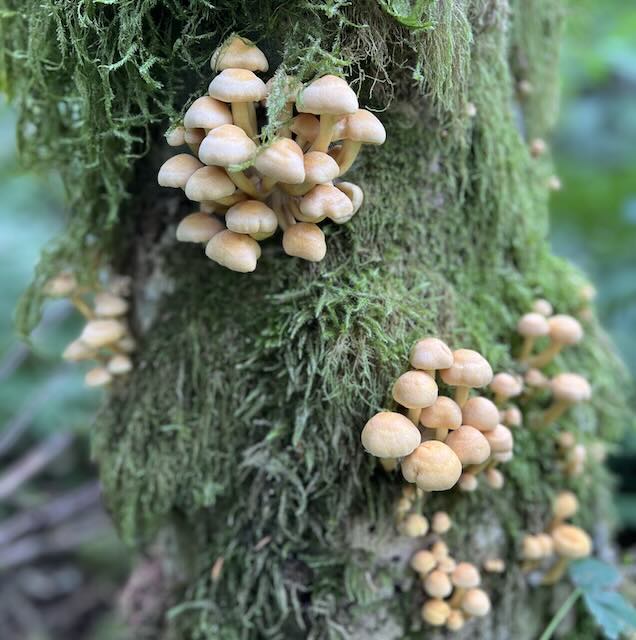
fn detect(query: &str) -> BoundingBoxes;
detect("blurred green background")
[0,2,634,638]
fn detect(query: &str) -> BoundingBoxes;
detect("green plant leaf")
[583,590,636,640]
[569,558,621,591]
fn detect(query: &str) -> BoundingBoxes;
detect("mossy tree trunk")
[2,1,630,638]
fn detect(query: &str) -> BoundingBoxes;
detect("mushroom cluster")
[44,272,135,388]
[158,35,386,272]
[361,338,504,494]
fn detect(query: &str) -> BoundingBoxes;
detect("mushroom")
[484,467,504,489]
[461,396,499,432]
[296,75,359,152]
[528,314,583,368]
[254,138,306,190]
[380,457,398,472]
[392,370,438,426]
[44,272,77,297]
[542,373,591,426]
[80,319,126,348]
[226,200,278,241]
[409,337,454,379]
[184,128,206,155]
[517,312,549,361]
[436,556,457,574]
[333,109,386,175]
[360,411,421,458]
[334,182,364,221]
[424,570,453,599]
[107,354,133,375]
[532,299,553,317]
[431,540,449,561]
[421,599,451,626]
[483,558,505,573]
[62,339,95,362]
[211,35,268,73]
[461,588,491,618]
[184,166,236,204]
[176,212,225,244]
[208,68,267,138]
[166,126,186,147]
[411,550,436,575]
[432,511,452,535]
[524,367,549,393]
[549,490,579,529]
[401,441,462,491]
[289,113,320,149]
[401,513,429,538]
[542,525,592,585]
[446,610,465,631]
[93,292,128,317]
[458,472,478,492]
[299,183,353,223]
[489,372,523,406]
[445,426,491,466]
[302,151,340,186]
[183,96,233,132]
[85,367,112,388]
[449,562,481,608]
[418,396,462,441]
[158,153,204,189]
[205,229,261,273]
[530,138,547,157]
[282,222,327,262]
[440,349,493,407]
[503,405,522,427]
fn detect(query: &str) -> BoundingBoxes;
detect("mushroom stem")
[311,114,338,153]
[454,386,470,408]
[435,427,449,441]
[521,559,541,573]
[227,170,263,200]
[540,400,570,427]
[335,140,363,176]
[518,336,537,362]
[71,295,94,320]
[449,587,466,609]
[407,407,422,426]
[271,191,294,231]
[465,457,493,477]
[295,135,310,151]
[216,193,247,207]
[380,457,398,472]
[279,182,314,197]
[231,102,257,139]
[528,342,562,368]
[541,557,569,585]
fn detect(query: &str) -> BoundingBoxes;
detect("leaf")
[583,590,636,640]
[570,558,621,591]
[377,0,434,31]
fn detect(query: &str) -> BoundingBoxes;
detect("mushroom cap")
[492,450,513,463]
[297,75,358,115]
[532,299,553,317]
[282,223,327,262]
[205,230,261,273]
[93,292,128,318]
[80,319,126,348]
[184,128,205,145]
[424,570,453,599]
[548,314,584,345]
[226,200,278,238]
[360,411,421,458]
[461,588,491,617]
[401,441,462,491]
[176,212,225,244]
[158,154,204,189]
[452,562,481,589]
[85,367,112,387]
[484,424,513,454]
[411,550,436,575]
[198,124,257,166]
[580,283,597,303]
[525,367,549,388]
[335,182,364,217]
[553,491,579,520]
[431,541,449,560]
[62,339,95,362]
[522,535,543,560]
[44,272,77,297]
[339,109,386,144]
[440,349,493,389]
[445,425,491,466]
[290,113,320,141]
[402,513,429,538]
[184,166,236,202]
[208,68,267,103]
[458,472,478,492]
[462,396,500,431]
[537,533,555,557]
[504,405,522,427]
[431,511,452,535]
[483,558,506,573]
[254,138,305,184]
[117,335,136,353]
[446,610,465,631]
[107,354,133,375]
[485,467,504,489]
[303,151,340,184]
[299,183,354,222]
[410,337,454,371]
[436,556,456,573]
[421,599,450,626]
[211,36,269,72]
[392,370,438,409]
[517,312,549,337]
[183,96,233,131]
[490,372,523,399]
[166,126,186,147]
[550,373,591,403]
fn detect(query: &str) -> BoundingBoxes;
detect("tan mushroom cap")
[458,472,478,492]
[452,562,481,589]
[446,610,465,631]
[490,372,523,399]
[392,370,438,409]
[81,319,126,348]
[184,166,236,202]
[431,541,449,560]
[335,182,364,217]
[421,599,451,626]
[303,151,340,184]
[338,109,386,144]
[522,535,543,560]
[184,128,206,146]
[484,424,514,454]
[492,450,513,463]
[62,339,95,362]
[361,411,421,458]
[537,533,555,557]
[85,367,112,388]
[445,425,491,466]
[533,299,554,317]
[226,200,278,239]
[198,124,257,166]
[107,354,133,375]
[205,230,261,273]
[424,570,453,599]
[548,314,584,345]
[461,588,491,617]
[211,36,269,72]
[431,511,452,534]
[158,154,204,188]
[176,212,225,244]
[504,405,522,427]
[436,556,456,573]
[183,96,233,131]
[517,312,549,337]
[401,441,462,491]
[166,126,186,147]
[411,550,436,575]
[297,74,358,115]
[282,223,327,262]
[93,292,128,317]
[254,138,305,184]
[440,349,493,389]
[402,513,429,538]
[208,68,267,103]
[461,396,499,432]
[553,491,579,520]
[551,525,592,558]
[410,337,454,371]
[299,183,354,222]
[483,558,506,573]
[550,373,591,403]
[525,368,549,388]
[44,272,77,297]
[290,113,320,142]
[580,283,597,303]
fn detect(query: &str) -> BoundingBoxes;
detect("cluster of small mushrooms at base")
[44,272,135,388]
[158,35,386,272]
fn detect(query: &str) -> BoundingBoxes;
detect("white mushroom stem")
[449,588,466,609]
[407,408,422,426]
[227,169,263,200]
[465,457,493,477]
[271,191,293,231]
[518,336,537,362]
[454,386,471,408]
[216,193,247,207]
[231,102,257,139]
[311,114,338,153]
[541,400,571,427]
[279,182,314,197]
[528,342,563,368]
[435,427,449,441]
[335,140,362,175]
[541,557,569,585]
[70,295,94,320]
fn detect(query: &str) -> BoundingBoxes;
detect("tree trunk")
[3,1,630,638]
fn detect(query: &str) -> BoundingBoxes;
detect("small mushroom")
[517,312,549,361]
[93,292,128,318]
[107,354,133,375]
[205,229,261,272]
[483,558,505,573]
[542,525,592,585]
[458,472,478,492]
[290,113,320,149]
[549,491,578,529]
[282,222,327,262]
[440,349,493,407]
[85,367,112,388]
[409,337,454,379]
[44,272,77,297]
[183,96,233,132]
[360,411,421,458]
[226,200,278,241]
[334,182,364,221]
[401,513,429,538]
[166,126,186,147]
[503,405,522,427]
[449,562,481,608]
[184,128,206,155]
[530,137,547,157]
[401,441,462,491]
[80,319,126,348]
[185,166,236,203]
[419,396,462,441]
[62,339,95,362]
[431,540,449,561]
[489,372,523,406]
[445,426,491,466]
[528,314,583,368]
[461,588,491,618]
[158,154,204,189]
[432,511,452,535]
[299,183,353,223]
[424,570,453,599]
[421,599,451,626]
[333,109,386,175]
[484,467,504,489]
[446,609,465,631]
[461,396,499,432]
[436,556,457,574]
[532,299,553,317]
[411,550,437,575]
[542,373,591,426]
[176,212,225,244]
[210,35,269,73]
[254,138,306,188]
[392,370,439,426]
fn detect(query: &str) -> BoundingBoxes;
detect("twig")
[538,588,582,640]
